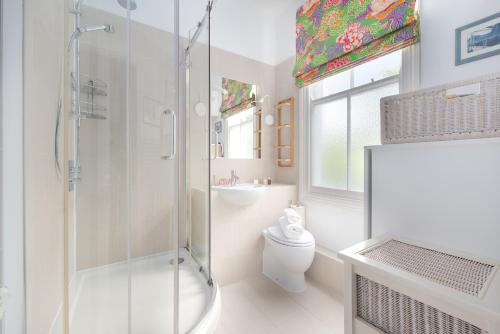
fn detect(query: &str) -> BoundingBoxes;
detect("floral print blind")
[293,0,420,87]
[219,77,256,118]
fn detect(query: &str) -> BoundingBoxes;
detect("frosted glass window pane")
[350,83,399,191]
[311,98,348,190]
[353,51,401,87]
[309,70,351,100]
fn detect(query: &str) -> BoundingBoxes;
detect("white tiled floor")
[215,275,344,334]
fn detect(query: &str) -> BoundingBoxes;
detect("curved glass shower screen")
[184,1,211,282]
[65,1,213,333]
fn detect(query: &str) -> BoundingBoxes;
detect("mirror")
[210,76,261,159]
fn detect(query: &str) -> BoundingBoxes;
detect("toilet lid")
[264,225,315,247]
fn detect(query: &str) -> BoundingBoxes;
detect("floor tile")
[216,275,344,334]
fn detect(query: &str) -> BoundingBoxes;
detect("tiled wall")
[23,0,65,332]
[275,57,300,185]
[75,7,178,270]
[210,48,278,184]
[211,184,297,286]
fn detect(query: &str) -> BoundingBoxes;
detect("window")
[225,107,254,159]
[305,51,401,196]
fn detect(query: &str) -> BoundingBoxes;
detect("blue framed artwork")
[455,12,500,66]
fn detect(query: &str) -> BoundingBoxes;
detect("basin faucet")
[230,170,239,186]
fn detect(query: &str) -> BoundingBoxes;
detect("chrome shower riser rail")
[68,0,113,190]
[69,1,82,191]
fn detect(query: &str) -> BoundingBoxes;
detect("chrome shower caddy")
[339,235,500,334]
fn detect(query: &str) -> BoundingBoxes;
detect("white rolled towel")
[279,216,304,239]
[283,208,302,225]
[279,220,305,240]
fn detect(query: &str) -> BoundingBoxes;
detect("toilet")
[262,224,315,293]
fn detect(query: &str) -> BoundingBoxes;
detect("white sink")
[211,183,266,207]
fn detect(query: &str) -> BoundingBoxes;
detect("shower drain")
[169,258,185,265]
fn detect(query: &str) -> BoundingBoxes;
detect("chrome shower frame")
[184,0,214,287]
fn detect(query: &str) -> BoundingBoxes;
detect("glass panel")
[353,50,401,87]
[68,1,130,333]
[309,70,351,100]
[311,98,348,190]
[182,1,212,332]
[129,1,177,333]
[186,5,210,275]
[350,82,399,192]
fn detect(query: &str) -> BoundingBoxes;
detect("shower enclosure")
[64,0,217,333]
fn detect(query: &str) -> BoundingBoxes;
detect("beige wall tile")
[211,185,297,286]
[23,0,66,332]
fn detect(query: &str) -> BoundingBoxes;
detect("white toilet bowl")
[262,224,315,293]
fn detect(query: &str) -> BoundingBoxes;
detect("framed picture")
[455,12,500,65]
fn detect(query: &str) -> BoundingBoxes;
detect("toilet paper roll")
[289,205,306,228]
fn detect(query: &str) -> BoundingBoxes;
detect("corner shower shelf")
[339,235,500,334]
[80,83,107,97]
[71,73,108,120]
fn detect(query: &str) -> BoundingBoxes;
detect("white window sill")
[302,192,363,209]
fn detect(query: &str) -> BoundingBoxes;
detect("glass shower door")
[67,0,179,333]
[128,1,179,333]
[66,1,214,333]
[183,0,211,281]
[67,1,131,333]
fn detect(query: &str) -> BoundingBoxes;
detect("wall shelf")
[254,107,263,159]
[275,97,294,167]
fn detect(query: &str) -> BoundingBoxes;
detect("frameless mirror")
[210,76,261,159]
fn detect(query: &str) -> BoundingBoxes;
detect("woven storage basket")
[381,73,500,144]
[339,235,500,334]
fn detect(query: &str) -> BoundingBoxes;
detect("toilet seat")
[264,225,315,247]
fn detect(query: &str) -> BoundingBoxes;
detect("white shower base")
[70,249,219,334]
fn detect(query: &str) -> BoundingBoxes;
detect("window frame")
[303,72,400,202]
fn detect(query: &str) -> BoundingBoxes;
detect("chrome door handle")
[162,108,176,160]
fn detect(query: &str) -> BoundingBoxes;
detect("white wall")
[86,0,304,66]
[295,0,500,253]
[273,0,303,65]
[273,0,500,79]
[420,0,500,88]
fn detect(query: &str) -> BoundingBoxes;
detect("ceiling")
[85,0,303,65]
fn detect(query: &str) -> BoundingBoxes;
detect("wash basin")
[211,183,266,206]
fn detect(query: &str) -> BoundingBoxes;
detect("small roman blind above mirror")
[293,0,420,87]
[220,77,256,118]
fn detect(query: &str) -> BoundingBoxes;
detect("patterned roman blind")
[219,77,256,118]
[293,0,420,87]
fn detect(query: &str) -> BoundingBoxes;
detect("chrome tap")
[230,170,239,186]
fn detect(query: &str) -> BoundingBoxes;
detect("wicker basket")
[339,235,500,334]
[381,73,500,144]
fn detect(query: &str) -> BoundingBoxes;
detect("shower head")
[80,24,115,33]
[117,0,137,10]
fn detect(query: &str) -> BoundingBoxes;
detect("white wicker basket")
[339,235,500,334]
[381,73,500,144]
